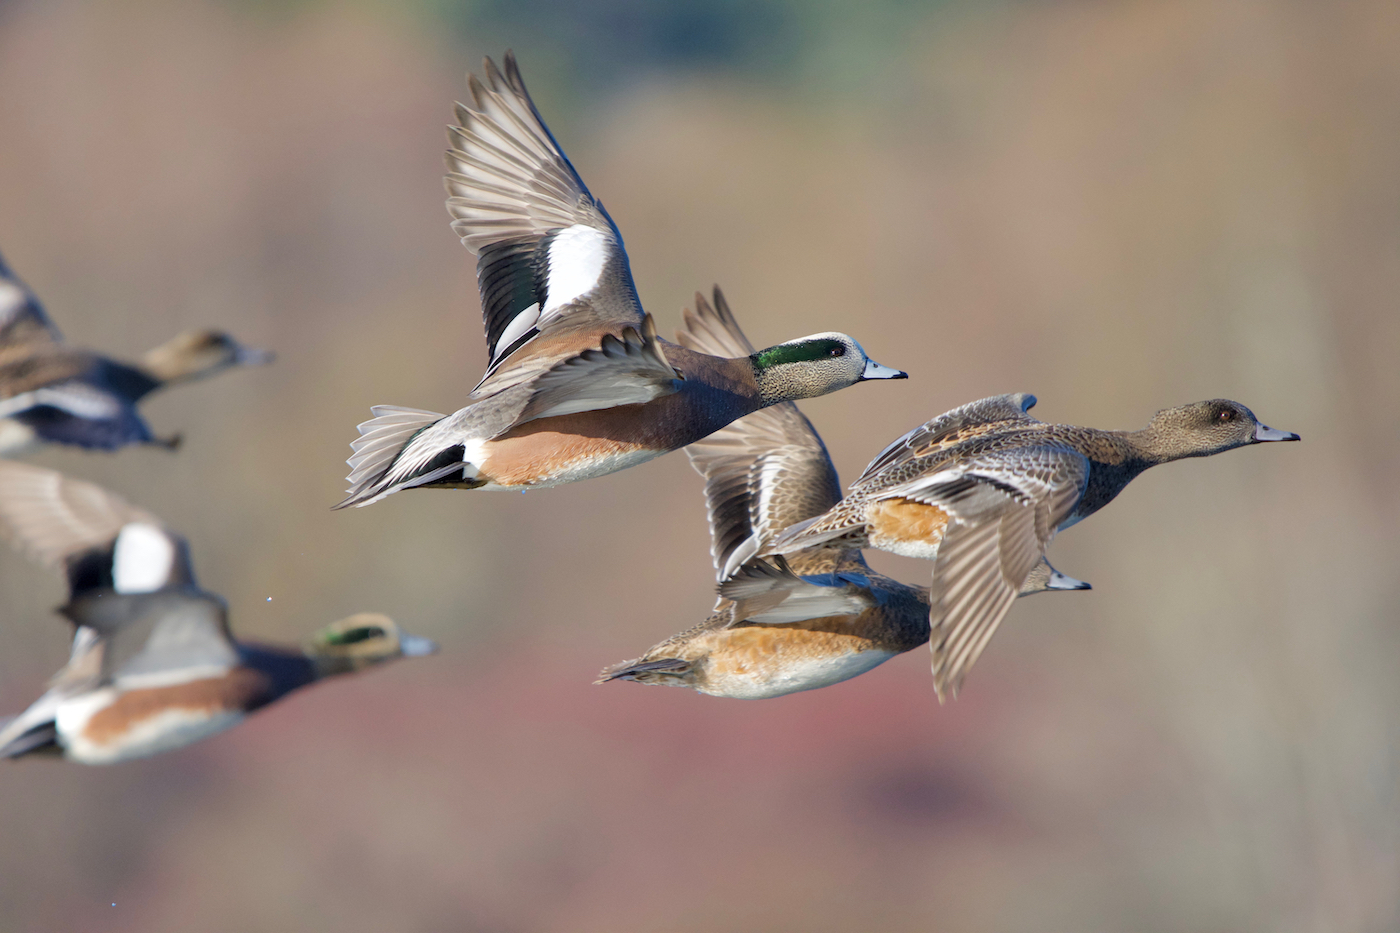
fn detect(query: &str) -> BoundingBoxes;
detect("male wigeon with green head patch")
[335,52,904,510]
[0,462,434,765]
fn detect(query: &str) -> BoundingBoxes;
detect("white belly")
[868,532,943,561]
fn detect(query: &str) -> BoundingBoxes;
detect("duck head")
[305,613,438,676]
[1140,399,1299,460]
[750,332,906,404]
[141,329,275,386]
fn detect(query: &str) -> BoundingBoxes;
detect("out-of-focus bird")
[0,250,272,455]
[0,462,435,764]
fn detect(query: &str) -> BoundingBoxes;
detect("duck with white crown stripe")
[0,462,435,764]
[0,250,272,455]
[334,52,905,509]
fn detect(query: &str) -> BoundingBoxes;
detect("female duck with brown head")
[0,462,433,765]
[0,251,272,455]
[598,293,1090,700]
[772,393,1299,699]
[334,53,904,509]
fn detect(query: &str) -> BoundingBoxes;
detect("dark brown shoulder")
[656,341,758,395]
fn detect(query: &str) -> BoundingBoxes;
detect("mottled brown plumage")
[599,300,1088,699]
[772,394,1299,698]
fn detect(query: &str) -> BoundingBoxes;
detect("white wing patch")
[0,384,123,421]
[0,281,26,322]
[542,224,610,315]
[113,522,177,594]
[496,301,541,353]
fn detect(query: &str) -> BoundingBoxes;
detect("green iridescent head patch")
[752,338,846,370]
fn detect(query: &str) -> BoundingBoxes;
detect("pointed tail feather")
[595,657,691,684]
[0,714,59,759]
[334,406,450,509]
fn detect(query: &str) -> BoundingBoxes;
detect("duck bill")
[860,359,908,381]
[1254,424,1300,442]
[235,345,276,366]
[397,633,439,657]
[1047,570,1092,591]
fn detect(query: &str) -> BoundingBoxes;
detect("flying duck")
[0,250,272,455]
[335,53,904,509]
[598,291,1088,699]
[771,392,1299,698]
[0,462,435,764]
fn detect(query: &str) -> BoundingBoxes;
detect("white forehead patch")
[542,224,610,315]
[113,522,176,593]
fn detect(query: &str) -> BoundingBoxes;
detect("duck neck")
[306,652,360,679]
[138,339,206,387]
[748,357,812,406]
[1120,426,1197,467]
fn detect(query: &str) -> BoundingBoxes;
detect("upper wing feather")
[855,393,1040,487]
[0,251,63,350]
[445,53,644,392]
[0,461,196,599]
[907,445,1089,699]
[679,289,843,581]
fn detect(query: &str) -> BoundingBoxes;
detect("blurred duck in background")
[772,393,1299,699]
[0,250,272,455]
[0,462,435,765]
[598,290,1089,699]
[336,53,905,509]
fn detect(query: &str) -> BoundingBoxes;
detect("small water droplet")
[266,597,272,602]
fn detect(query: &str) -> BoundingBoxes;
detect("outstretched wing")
[896,445,1088,700]
[0,250,63,350]
[0,461,196,599]
[679,289,843,581]
[445,52,644,394]
[855,393,1041,487]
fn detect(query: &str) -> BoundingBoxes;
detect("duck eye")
[1216,409,1235,422]
[828,345,845,357]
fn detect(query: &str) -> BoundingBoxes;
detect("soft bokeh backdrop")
[0,0,1396,930]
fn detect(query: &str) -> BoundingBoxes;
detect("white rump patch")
[496,301,540,355]
[113,522,176,593]
[542,224,610,314]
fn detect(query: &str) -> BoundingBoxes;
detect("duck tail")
[595,657,691,685]
[0,715,59,759]
[334,406,456,510]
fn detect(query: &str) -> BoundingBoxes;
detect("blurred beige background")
[0,0,1395,930]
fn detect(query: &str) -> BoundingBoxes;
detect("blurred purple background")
[0,0,1396,929]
